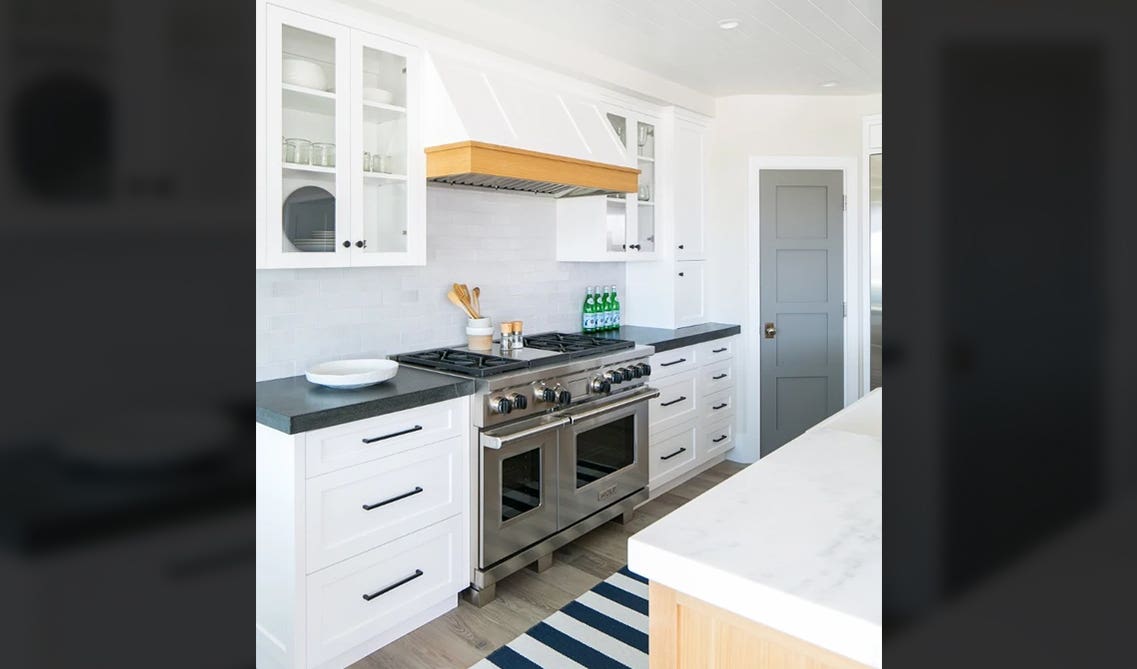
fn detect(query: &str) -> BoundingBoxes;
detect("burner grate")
[522,332,635,356]
[393,348,529,377]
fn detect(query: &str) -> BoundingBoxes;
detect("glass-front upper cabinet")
[261,5,424,268]
[266,6,350,268]
[349,31,423,265]
[601,109,657,260]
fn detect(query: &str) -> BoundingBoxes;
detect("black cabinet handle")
[712,347,728,353]
[712,373,728,380]
[362,486,423,511]
[660,396,687,407]
[362,569,423,601]
[678,244,685,249]
[659,358,686,367]
[362,425,423,444]
[355,240,366,248]
[342,240,351,248]
[660,447,687,460]
[678,272,685,277]
[713,403,728,410]
[713,435,728,443]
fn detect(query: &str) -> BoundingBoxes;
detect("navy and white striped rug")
[472,566,649,669]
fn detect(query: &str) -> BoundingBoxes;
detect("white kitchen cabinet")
[555,105,659,262]
[256,397,469,669]
[259,3,424,269]
[646,335,738,496]
[672,116,707,260]
[624,109,711,327]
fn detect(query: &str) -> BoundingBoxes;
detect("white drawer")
[649,371,698,435]
[699,358,735,396]
[306,398,465,477]
[700,418,734,458]
[306,435,463,572]
[649,345,698,380]
[306,515,464,667]
[701,386,736,421]
[649,422,697,486]
[697,336,736,362]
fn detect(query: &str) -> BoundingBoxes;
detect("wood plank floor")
[352,459,749,669]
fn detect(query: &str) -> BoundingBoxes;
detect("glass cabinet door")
[634,120,656,254]
[266,6,350,268]
[604,112,630,254]
[350,32,423,265]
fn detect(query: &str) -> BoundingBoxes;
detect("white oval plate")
[306,359,398,389]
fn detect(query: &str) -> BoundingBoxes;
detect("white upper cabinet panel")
[559,97,629,166]
[422,54,515,147]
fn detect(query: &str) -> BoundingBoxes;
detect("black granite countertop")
[256,365,475,434]
[590,322,741,353]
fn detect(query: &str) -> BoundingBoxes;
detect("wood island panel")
[649,582,872,669]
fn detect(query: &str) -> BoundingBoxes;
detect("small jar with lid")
[509,321,524,349]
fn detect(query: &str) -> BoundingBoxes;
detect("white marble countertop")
[628,388,882,667]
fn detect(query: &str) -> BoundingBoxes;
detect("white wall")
[706,94,882,462]
[256,185,624,381]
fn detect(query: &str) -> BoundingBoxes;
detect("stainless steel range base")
[463,487,648,607]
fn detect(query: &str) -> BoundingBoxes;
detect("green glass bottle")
[610,285,621,331]
[597,286,611,331]
[582,287,597,333]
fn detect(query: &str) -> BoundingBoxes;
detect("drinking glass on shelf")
[363,152,372,172]
[311,142,335,167]
[284,138,311,165]
[371,154,390,174]
[637,125,648,147]
[638,183,651,201]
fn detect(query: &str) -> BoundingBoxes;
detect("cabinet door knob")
[678,272,685,277]
[355,240,366,248]
[342,241,351,248]
[678,244,685,249]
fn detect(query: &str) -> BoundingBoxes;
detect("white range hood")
[422,53,639,197]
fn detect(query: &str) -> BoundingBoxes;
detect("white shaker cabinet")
[259,2,424,269]
[671,116,708,261]
[256,397,470,669]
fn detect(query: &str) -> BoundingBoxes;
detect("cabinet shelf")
[637,200,655,206]
[282,83,336,115]
[637,155,655,163]
[363,100,406,124]
[363,171,407,181]
[284,163,336,175]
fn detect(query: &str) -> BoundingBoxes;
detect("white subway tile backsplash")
[256,186,624,381]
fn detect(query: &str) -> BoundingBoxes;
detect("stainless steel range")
[395,333,656,605]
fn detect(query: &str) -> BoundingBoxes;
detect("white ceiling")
[365,0,881,96]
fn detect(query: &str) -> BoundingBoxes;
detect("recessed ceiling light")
[820,81,839,88]
[717,18,740,30]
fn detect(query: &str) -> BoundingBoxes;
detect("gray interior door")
[759,169,844,456]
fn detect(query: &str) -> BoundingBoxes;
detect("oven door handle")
[565,388,660,424]
[480,416,571,450]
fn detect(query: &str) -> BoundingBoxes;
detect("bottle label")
[584,313,597,331]
[613,309,620,328]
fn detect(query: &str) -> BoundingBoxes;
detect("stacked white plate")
[293,239,334,252]
[306,359,399,389]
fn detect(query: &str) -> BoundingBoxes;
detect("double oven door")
[478,389,654,569]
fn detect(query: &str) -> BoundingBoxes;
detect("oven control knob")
[637,363,651,377]
[590,377,612,394]
[540,387,557,403]
[630,365,643,378]
[556,389,572,404]
[618,367,634,381]
[509,393,528,410]
[603,370,619,384]
[490,396,513,414]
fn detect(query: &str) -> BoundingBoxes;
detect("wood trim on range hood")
[425,141,639,197]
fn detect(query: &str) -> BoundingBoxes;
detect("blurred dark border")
[0,1,253,666]
[886,0,1137,665]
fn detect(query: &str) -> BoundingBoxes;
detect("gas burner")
[522,332,635,357]
[393,348,529,377]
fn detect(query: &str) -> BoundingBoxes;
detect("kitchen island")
[628,388,881,668]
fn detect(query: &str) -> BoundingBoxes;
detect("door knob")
[764,322,777,339]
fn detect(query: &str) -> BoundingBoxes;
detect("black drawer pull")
[713,435,729,443]
[660,447,687,461]
[362,486,424,511]
[362,569,424,601]
[362,425,423,444]
[660,396,687,407]
[712,373,728,380]
[713,403,728,410]
[659,358,686,367]
[712,347,728,353]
